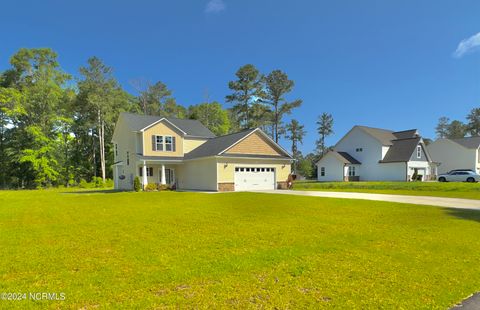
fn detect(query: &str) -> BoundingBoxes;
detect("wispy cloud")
[453,32,480,58]
[205,0,226,14]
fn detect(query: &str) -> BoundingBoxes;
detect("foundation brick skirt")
[218,183,235,192]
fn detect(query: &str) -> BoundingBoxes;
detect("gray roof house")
[317,125,436,182]
[112,113,293,191]
[427,136,480,174]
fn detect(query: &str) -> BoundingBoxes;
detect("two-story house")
[316,125,436,182]
[427,137,480,174]
[112,112,293,191]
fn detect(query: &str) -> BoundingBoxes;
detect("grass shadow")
[61,189,124,195]
[446,208,480,223]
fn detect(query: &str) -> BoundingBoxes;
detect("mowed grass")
[1,190,480,308]
[293,180,480,199]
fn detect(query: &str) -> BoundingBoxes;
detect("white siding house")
[317,126,435,182]
[427,137,480,174]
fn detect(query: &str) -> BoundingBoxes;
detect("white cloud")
[205,0,226,13]
[453,32,480,58]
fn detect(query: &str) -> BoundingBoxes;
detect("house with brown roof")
[112,113,293,191]
[316,125,436,182]
[427,137,480,174]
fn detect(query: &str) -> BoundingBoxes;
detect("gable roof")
[120,112,216,138]
[356,126,397,145]
[353,126,419,146]
[184,128,292,160]
[450,137,480,149]
[380,137,422,163]
[336,151,361,164]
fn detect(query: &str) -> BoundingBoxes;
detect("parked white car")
[437,170,480,183]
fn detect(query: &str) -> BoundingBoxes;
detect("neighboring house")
[316,125,436,182]
[427,137,480,174]
[112,112,293,191]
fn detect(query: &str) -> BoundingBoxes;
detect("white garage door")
[234,167,275,191]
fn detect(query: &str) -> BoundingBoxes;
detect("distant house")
[111,113,293,191]
[316,126,436,182]
[427,137,480,174]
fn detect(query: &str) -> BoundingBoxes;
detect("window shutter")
[172,136,176,152]
[152,135,156,151]
[139,167,142,176]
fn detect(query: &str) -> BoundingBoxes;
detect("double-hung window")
[320,167,325,176]
[416,145,421,158]
[153,135,175,152]
[165,136,173,151]
[155,136,164,151]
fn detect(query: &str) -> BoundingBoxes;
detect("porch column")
[142,161,148,189]
[161,164,166,185]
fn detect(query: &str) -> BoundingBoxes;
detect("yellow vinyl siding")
[143,121,183,157]
[225,132,284,156]
[177,158,217,191]
[184,138,208,154]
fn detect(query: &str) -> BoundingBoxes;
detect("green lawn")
[293,180,480,199]
[1,189,480,308]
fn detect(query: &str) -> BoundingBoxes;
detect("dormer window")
[417,145,421,158]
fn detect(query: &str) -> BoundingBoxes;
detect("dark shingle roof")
[336,152,361,164]
[356,126,397,145]
[184,129,256,160]
[450,137,480,149]
[393,129,418,140]
[120,112,216,138]
[380,137,421,163]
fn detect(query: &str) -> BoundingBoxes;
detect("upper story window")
[153,135,176,152]
[165,136,173,151]
[126,151,130,165]
[416,145,421,158]
[155,136,164,151]
[355,148,363,152]
[114,143,118,157]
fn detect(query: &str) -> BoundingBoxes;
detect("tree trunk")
[98,110,106,183]
[274,101,279,143]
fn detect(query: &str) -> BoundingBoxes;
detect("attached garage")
[234,167,275,191]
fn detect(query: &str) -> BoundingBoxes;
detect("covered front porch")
[137,158,183,189]
[343,164,360,182]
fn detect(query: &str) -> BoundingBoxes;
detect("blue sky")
[1,0,479,153]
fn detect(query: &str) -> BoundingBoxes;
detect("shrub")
[133,177,141,192]
[157,184,171,191]
[145,183,158,192]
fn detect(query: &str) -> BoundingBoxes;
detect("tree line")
[435,109,480,139]
[0,48,333,188]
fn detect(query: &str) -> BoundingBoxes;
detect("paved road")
[451,293,480,309]
[258,190,480,210]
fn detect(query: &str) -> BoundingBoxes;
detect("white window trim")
[320,167,325,176]
[154,135,174,152]
[164,135,173,152]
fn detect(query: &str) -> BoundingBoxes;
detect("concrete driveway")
[258,190,480,211]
